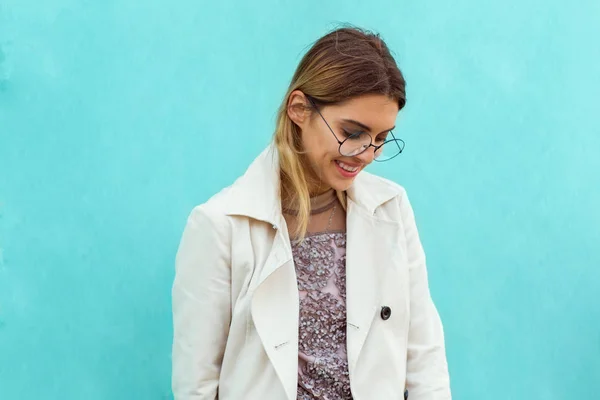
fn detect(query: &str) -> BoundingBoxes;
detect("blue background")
[1,1,599,399]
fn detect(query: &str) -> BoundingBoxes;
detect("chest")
[225,202,412,399]
[228,203,411,331]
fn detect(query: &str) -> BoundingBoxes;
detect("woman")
[172,27,451,400]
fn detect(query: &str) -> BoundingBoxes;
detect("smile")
[334,160,361,178]
[336,161,359,172]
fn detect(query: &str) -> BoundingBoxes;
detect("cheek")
[316,147,338,174]
[310,149,335,175]
[302,128,336,160]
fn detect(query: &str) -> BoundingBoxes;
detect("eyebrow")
[341,119,395,134]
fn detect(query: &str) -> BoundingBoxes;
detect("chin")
[328,176,357,192]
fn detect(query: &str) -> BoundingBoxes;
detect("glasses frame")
[306,96,405,162]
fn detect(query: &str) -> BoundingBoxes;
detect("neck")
[309,185,333,197]
[282,187,336,216]
[309,188,336,211]
[302,155,331,197]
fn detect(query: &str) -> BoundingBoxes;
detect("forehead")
[327,94,399,129]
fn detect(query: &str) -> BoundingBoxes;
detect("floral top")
[292,231,352,400]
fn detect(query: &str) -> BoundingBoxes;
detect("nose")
[355,146,376,165]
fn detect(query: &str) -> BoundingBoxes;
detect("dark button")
[380,306,392,320]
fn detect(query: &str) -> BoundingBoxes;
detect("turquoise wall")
[1,0,599,399]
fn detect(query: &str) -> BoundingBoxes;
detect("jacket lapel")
[345,197,401,376]
[225,146,300,400]
[250,227,299,400]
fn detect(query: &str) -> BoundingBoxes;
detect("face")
[288,91,400,194]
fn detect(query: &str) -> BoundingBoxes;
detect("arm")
[172,206,232,400]
[400,191,452,399]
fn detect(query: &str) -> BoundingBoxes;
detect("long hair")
[273,26,407,239]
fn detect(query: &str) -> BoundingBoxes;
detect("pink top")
[292,231,352,400]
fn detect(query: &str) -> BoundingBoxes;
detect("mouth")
[334,160,362,178]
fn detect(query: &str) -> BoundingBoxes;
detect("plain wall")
[1,0,599,398]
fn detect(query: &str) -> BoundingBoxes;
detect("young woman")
[172,27,451,400]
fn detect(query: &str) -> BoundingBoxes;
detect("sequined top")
[292,231,353,400]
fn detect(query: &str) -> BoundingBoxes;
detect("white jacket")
[172,145,451,400]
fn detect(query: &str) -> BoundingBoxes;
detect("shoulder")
[185,185,237,235]
[349,171,421,228]
[352,170,409,208]
[358,170,408,196]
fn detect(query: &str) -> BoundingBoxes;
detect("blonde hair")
[274,26,407,239]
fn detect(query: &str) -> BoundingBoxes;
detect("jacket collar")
[224,144,402,224]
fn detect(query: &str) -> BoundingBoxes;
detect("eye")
[342,129,365,140]
[374,134,389,144]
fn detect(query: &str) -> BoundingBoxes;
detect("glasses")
[307,96,405,162]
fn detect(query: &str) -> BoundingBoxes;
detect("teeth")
[337,161,359,172]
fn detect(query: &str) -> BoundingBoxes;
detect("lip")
[334,160,361,178]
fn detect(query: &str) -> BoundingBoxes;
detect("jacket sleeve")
[400,190,452,399]
[172,206,232,400]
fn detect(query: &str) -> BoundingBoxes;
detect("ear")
[286,90,311,128]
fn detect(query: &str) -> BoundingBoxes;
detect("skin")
[287,90,400,195]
